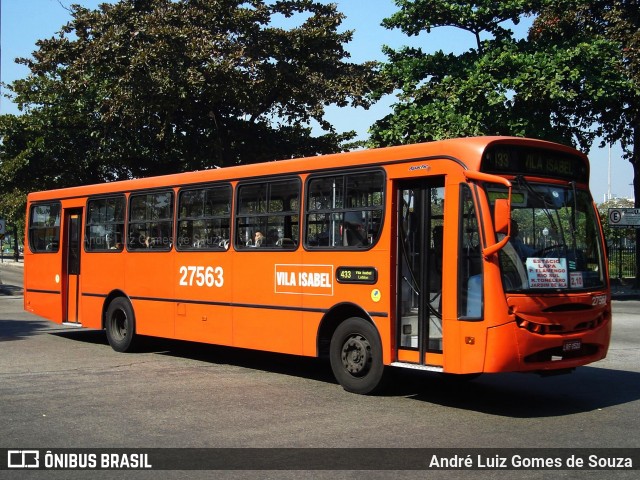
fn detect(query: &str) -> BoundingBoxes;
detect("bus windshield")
[487,180,606,292]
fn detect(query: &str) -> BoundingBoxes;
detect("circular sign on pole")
[609,209,622,225]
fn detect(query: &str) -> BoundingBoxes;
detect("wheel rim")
[340,334,372,377]
[110,310,127,341]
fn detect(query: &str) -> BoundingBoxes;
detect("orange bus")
[24,136,611,394]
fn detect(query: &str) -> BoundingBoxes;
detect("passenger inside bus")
[509,221,534,259]
[342,212,367,246]
[253,231,265,247]
[267,229,281,246]
[128,230,144,249]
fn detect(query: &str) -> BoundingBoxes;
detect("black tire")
[329,317,386,395]
[105,297,137,353]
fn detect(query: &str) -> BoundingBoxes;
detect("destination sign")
[608,208,640,227]
[481,145,588,183]
[275,264,334,296]
[336,267,378,285]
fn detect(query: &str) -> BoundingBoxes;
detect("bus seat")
[279,238,295,248]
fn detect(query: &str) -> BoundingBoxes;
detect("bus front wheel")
[105,297,137,353]
[329,317,386,395]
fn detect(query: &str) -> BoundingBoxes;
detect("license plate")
[563,339,582,352]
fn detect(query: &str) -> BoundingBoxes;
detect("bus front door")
[396,180,445,366]
[63,209,82,324]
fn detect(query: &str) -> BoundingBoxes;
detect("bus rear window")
[28,202,61,253]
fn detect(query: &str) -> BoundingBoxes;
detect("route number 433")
[179,266,224,287]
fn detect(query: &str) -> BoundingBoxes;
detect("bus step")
[390,362,443,372]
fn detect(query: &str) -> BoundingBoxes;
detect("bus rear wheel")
[105,297,137,353]
[329,317,386,395]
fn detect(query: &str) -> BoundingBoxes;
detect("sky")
[0,0,634,203]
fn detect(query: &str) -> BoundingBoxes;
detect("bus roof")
[27,136,586,201]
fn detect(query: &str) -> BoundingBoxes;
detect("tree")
[531,0,640,284]
[371,0,637,167]
[371,0,638,283]
[1,0,378,218]
[530,1,638,192]
[597,197,635,242]
[369,1,548,146]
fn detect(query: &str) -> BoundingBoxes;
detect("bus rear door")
[63,208,83,324]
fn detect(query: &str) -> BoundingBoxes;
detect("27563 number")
[179,266,224,287]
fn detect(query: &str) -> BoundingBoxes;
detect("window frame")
[176,183,232,251]
[126,190,175,252]
[457,183,484,320]
[304,169,386,251]
[234,176,301,251]
[84,195,127,253]
[28,202,62,254]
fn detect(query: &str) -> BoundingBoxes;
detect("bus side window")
[127,191,174,252]
[177,185,231,251]
[305,171,384,249]
[235,178,300,250]
[86,196,126,252]
[28,202,61,253]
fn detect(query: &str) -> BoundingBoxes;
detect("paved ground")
[1,262,639,479]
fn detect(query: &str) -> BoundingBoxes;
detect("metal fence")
[608,244,637,279]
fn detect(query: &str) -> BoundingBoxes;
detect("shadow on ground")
[391,366,640,418]
[0,283,22,296]
[0,318,69,341]
[45,329,640,419]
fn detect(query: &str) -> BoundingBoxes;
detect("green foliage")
[531,0,640,281]
[0,0,379,223]
[370,0,637,167]
[383,0,539,45]
[370,1,552,147]
[372,0,639,282]
[530,0,639,156]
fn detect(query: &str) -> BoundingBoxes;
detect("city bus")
[24,136,611,394]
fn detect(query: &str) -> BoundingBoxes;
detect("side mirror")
[462,171,512,258]
[482,198,511,258]
[493,198,511,235]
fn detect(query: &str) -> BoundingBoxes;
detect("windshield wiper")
[514,176,562,244]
